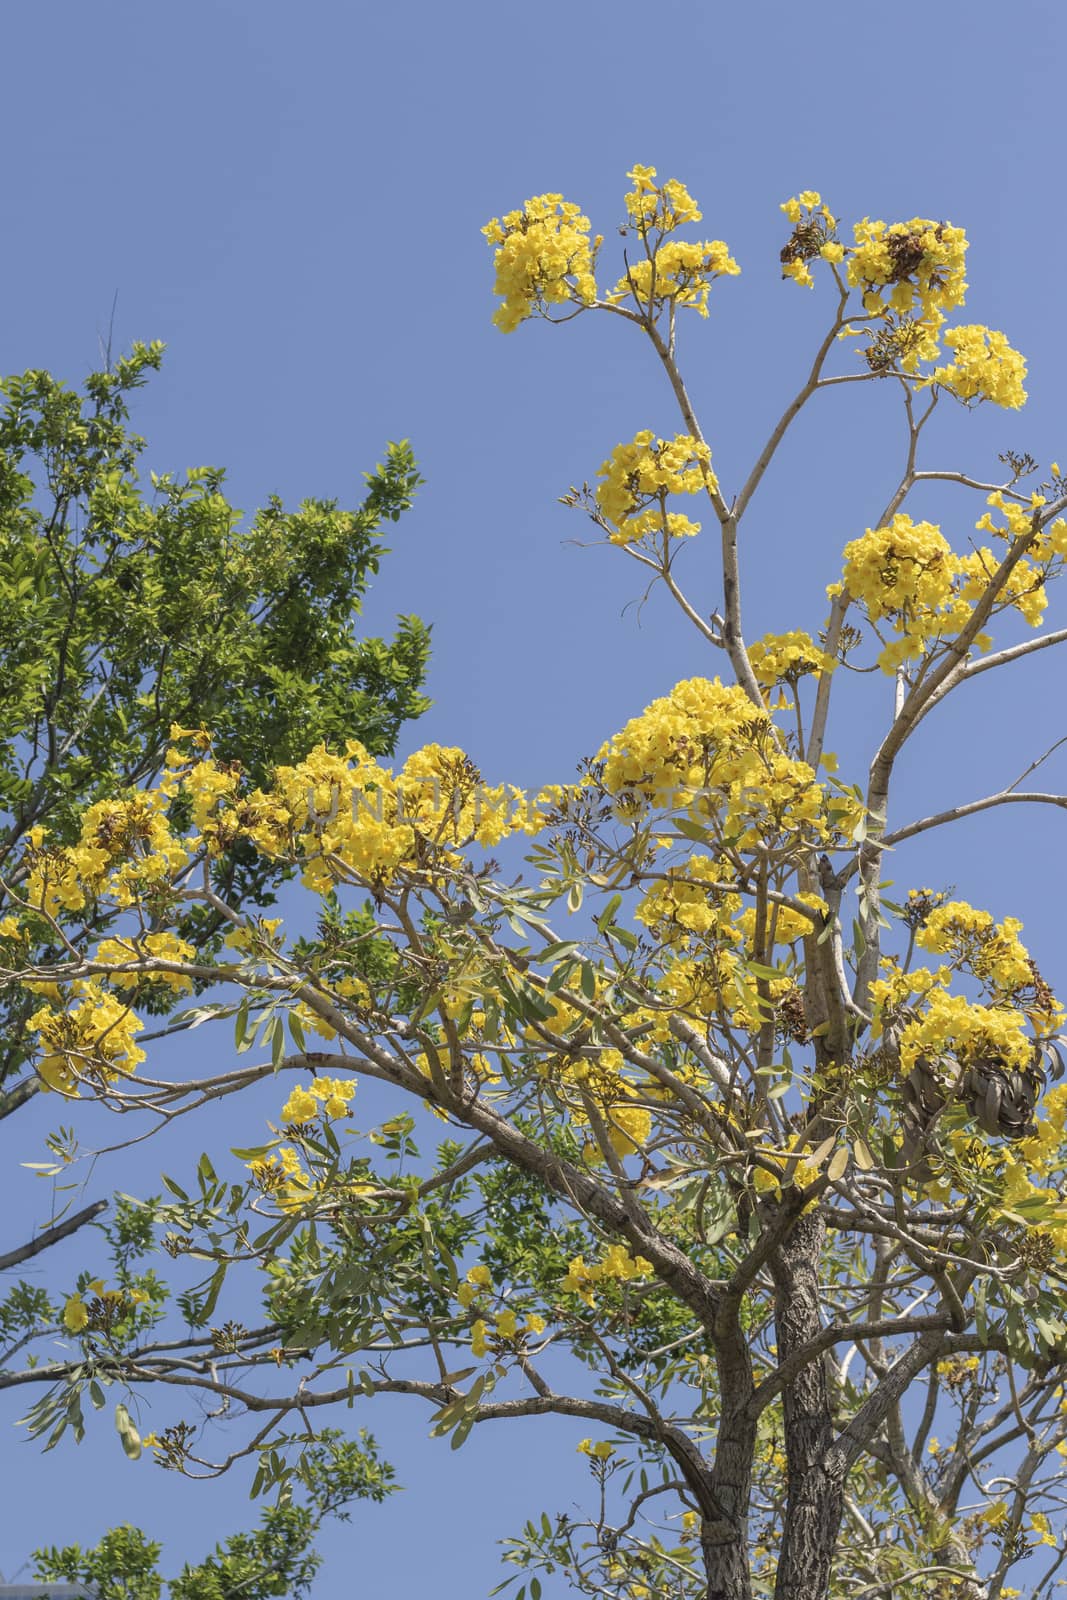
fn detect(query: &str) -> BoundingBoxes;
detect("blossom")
[929,324,1027,409]
[562,1246,652,1306]
[595,431,714,547]
[281,1087,318,1124]
[611,239,740,317]
[483,194,600,332]
[578,1438,615,1459]
[29,980,146,1095]
[95,931,197,995]
[747,631,836,700]
[847,217,969,326]
[63,1295,89,1333]
[915,901,1033,994]
[623,166,702,231]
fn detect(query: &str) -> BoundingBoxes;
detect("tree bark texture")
[771,1209,843,1600]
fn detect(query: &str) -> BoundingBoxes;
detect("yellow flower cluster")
[23,791,188,918]
[838,514,959,635]
[280,1075,356,1124]
[956,547,1047,628]
[929,324,1027,409]
[470,1308,546,1357]
[915,901,1033,996]
[541,1028,653,1158]
[736,893,827,954]
[595,431,714,546]
[977,490,1067,564]
[847,217,969,325]
[636,854,741,947]
[599,678,769,801]
[752,1150,822,1199]
[95,931,197,994]
[623,164,702,232]
[747,631,836,699]
[62,1279,149,1334]
[63,1294,90,1333]
[657,950,745,1029]
[482,194,600,333]
[896,991,1033,1074]
[456,1262,493,1308]
[780,191,832,225]
[29,979,145,1095]
[562,1245,653,1307]
[779,192,842,288]
[610,239,740,317]
[598,678,844,850]
[835,511,1053,670]
[164,738,541,897]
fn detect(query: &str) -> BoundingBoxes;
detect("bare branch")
[0,1200,108,1273]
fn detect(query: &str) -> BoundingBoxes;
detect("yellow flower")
[847,217,969,330]
[595,431,714,547]
[929,324,1027,409]
[577,1438,615,1460]
[610,239,739,317]
[623,166,702,232]
[483,193,599,332]
[63,1295,89,1333]
[1030,1511,1057,1547]
[280,1087,318,1124]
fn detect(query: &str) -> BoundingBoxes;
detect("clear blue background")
[2,1,1065,1594]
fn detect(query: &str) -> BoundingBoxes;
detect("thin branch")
[0,1200,108,1273]
[883,790,1067,849]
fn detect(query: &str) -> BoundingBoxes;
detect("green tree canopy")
[31,1429,393,1599]
[0,337,429,1313]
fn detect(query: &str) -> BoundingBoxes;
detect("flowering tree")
[3,170,1067,1600]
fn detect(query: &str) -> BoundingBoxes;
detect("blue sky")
[3,1,1067,1594]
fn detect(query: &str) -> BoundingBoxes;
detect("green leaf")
[596,894,622,932]
[673,817,710,842]
[234,996,251,1052]
[120,1422,143,1459]
[288,1008,308,1054]
[450,1413,475,1450]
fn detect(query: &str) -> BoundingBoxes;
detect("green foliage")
[31,1431,394,1599]
[0,341,429,1067]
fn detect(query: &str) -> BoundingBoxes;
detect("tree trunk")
[771,1209,843,1600]
[703,1306,758,1600]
